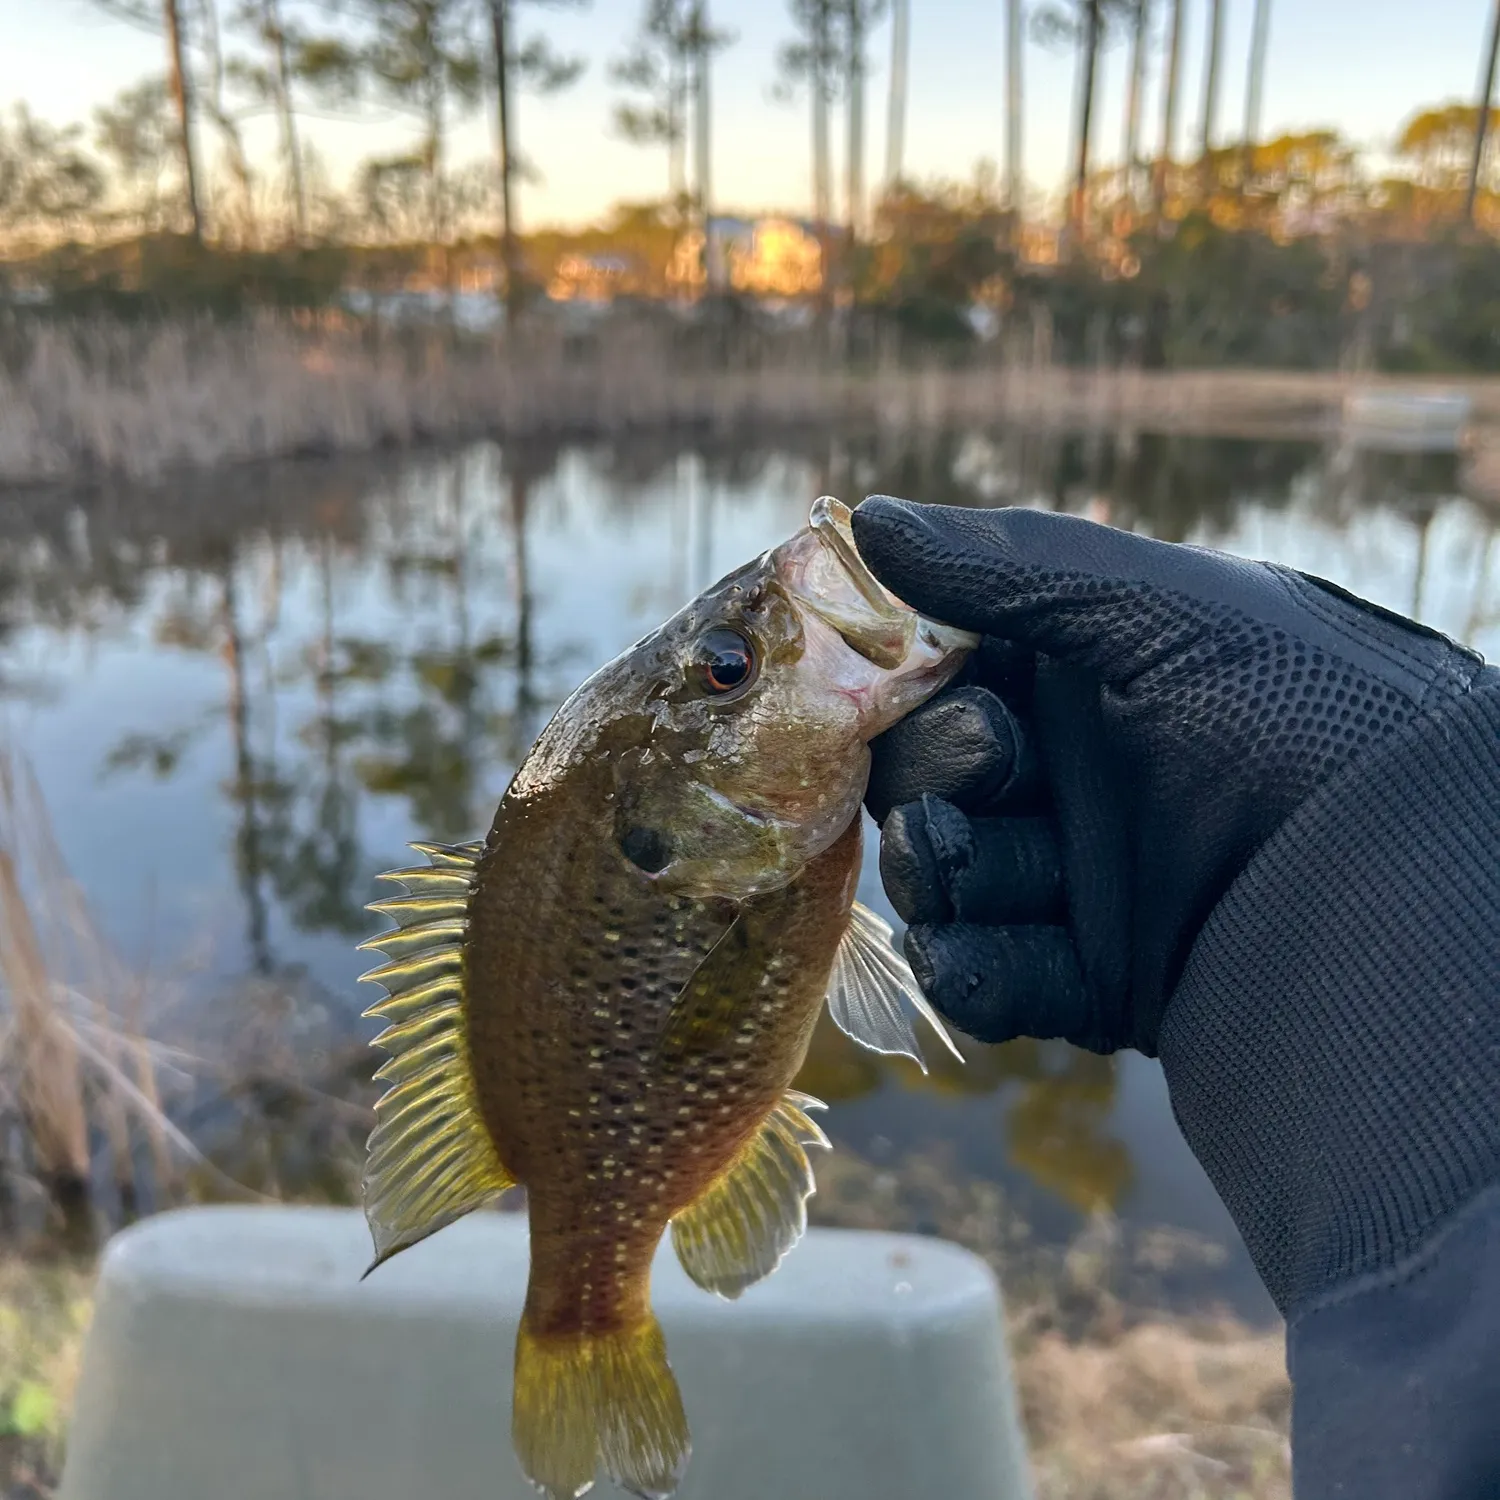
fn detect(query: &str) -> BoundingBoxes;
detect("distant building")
[668,216,824,298]
[548,252,644,303]
[455,255,502,294]
[1017,223,1061,267]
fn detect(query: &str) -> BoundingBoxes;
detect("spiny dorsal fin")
[357,838,513,1275]
[669,1091,829,1301]
[824,901,964,1074]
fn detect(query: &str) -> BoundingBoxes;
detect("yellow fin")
[512,1313,689,1500]
[825,901,964,1073]
[358,838,513,1275]
[670,1091,829,1301]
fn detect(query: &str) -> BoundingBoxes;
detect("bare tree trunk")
[693,2,714,291]
[1154,0,1184,214]
[885,0,909,190]
[1071,0,1101,234]
[1199,0,1225,187]
[1124,0,1150,197]
[163,0,204,241]
[1242,0,1271,186]
[812,5,831,230]
[263,0,307,239]
[196,0,255,243]
[1469,0,1500,223]
[669,43,687,212]
[846,0,866,240]
[811,0,832,321]
[426,92,445,245]
[489,0,519,321]
[1005,0,1024,224]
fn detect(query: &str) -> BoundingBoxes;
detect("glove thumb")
[851,495,1256,680]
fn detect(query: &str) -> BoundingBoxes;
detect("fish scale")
[356,496,976,1500]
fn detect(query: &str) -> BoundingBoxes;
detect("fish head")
[587,496,977,901]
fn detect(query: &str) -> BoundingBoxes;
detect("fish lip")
[804,498,980,660]
[808,496,907,618]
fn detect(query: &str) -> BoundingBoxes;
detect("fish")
[357,495,977,1500]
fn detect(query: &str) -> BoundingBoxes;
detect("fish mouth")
[802,497,978,667]
[808,497,906,623]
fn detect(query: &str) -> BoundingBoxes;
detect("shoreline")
[3,315,1499,490]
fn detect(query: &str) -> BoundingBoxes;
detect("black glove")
[854,500,1500,1499]
[853,496,1487,1058]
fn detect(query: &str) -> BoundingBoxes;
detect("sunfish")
[358,496,976,1498]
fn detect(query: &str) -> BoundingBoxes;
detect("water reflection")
[2,425,1494,1313]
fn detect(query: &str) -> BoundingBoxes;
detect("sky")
[0,0,1496,229]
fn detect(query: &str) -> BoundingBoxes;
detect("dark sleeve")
[1156,677,1500,1496]
[1287,1180,1500,1498]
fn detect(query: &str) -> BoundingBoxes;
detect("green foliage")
[773,0,842,105]
[0,1259,94,1468]
[998,215,1350,370]
[0,106,107,243]
[1375,235,1500,372]
[1029,0,1138,50]
[859,174,1010,342]
[3,1380,56,1438]
[1134,215,1348,368]
[1395,101,1500,190]
[20,234,349,317]
[92,77,181,236]
[611,0,694,156]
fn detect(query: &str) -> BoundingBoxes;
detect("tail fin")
[512,1313,690,1500]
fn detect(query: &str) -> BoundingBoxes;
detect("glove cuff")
[1160,674,1500,1316]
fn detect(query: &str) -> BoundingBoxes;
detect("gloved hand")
[853,496,1487,1059]
[854,497,1500,1497]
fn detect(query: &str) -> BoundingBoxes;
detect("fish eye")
[692,628,756,697]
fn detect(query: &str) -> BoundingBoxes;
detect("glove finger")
[880,796,1063,926]
[852,495,1252,683]
[865,685,1041,825]
[903,922,1098,1051]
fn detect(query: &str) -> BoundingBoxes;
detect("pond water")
[2,424,1494,1325]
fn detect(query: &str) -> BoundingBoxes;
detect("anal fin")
[358,838,514,1274]
[825,901,964,1073]
[669,1091,829,1300]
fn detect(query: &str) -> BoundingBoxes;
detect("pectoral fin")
[669,1091,829,1300]
[825,901,964,1072]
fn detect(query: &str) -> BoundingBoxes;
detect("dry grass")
[0,749,205,1243]
[8,311,1498,487]
[1022,1322,1289,1500]
[811,1149,1291,1500]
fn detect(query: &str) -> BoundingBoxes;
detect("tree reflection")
[13,429,1477,1233]
[1004,1045,1132,1215]
[266,537,365,938]
[795,1011,1132,1216]
[220,554,281,974]
[92,444,583,966]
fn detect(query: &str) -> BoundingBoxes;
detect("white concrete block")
[59,1205,1033,1500]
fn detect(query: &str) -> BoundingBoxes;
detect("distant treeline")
[3,196,1498,379]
